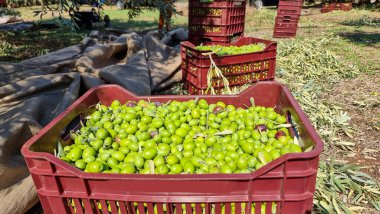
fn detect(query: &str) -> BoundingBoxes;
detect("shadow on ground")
[341,17,380,27]
[110,19,158,31]
[338,30,380,46]
[0,19,87,63]
[109,19,187,32]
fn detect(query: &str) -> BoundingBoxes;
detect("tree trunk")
[158,0,173,31]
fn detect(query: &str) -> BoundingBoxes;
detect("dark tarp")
[0,28,187,214]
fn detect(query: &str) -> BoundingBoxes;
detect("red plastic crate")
[188,0,246,43]
[277,6,302,16]
[278,0,303,6]
[340,2,353,11]
[274,17,299,29]
[273,0,302,38]
[321,2,352,13]
[276,13,300,20]
[22,82,323,214]
[274,25,299,39]
[181,37,277,93]
[0,0,6,7]
[273,31,297,38]
[277,0,303,15]
[273,19,299,38]
[321,2,336,13]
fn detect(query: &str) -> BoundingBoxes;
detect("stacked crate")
[273,0,303,38]
[183,0,278,95]
[321,2,353,13]
[188,0,246,45]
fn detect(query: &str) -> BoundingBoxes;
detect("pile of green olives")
[60,99,302,174]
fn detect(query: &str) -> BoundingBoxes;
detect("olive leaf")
[213,130,233,136]
[55,140,64,158]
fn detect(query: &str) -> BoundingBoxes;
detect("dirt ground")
[329,74,380,179]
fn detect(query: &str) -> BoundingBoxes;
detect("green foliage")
[0,8,21,16]
[20,0,179,31]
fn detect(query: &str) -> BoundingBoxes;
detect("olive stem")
[56,140,64,158]
[275,124,292,128]
[69,130,78,140]
[257,128,263,135]
[304,146,314,152]
[148,160,155,174]
[213,130,233,136]
[205,53,232,95]
[206,111,209,130]
[193,133,207,139]
[88,102,101,110]
[163,100,172,107]
[194,97,199,105]
[250,97,255,107]
[80,120,85,129]
[294,137,300,146]
[96,102,101,111]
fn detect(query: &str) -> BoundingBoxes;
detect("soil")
[328,73,380,180]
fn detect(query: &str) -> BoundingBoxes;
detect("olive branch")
[202,52,232,95]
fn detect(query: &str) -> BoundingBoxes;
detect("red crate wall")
[188,0,246,44]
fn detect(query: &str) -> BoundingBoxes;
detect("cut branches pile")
[315,160,380,213]
[274,35,379,212]
[276,35,359,142]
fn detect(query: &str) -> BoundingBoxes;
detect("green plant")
[0,8,21,16]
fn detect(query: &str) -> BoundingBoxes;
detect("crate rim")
[181,37,277,59]
[21,82,324,180]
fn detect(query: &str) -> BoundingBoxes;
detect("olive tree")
[29,0,178,31]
